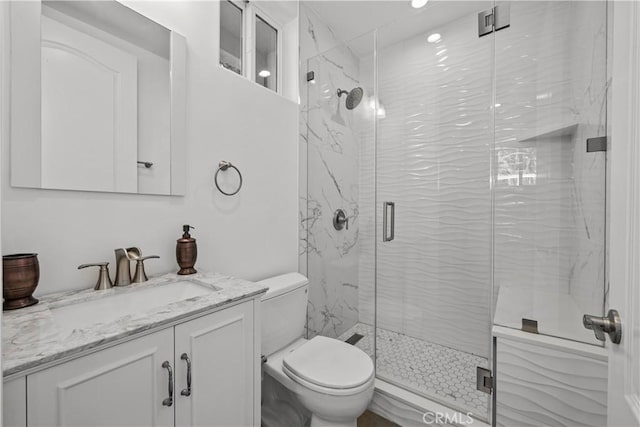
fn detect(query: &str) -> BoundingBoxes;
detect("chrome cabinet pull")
[161,361,173,406]
[383,202,395,242]
[180,353,192,397]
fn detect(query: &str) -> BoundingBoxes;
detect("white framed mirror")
[10,0,186,195]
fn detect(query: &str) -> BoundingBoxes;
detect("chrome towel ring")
[214,161,243,196]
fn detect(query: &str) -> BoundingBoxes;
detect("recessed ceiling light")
[411,0,428,9]
[427,33,441,43]
[258,70,271,78]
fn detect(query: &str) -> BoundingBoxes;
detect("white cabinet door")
[174,301,255,427]
[3,377,27,427]
[27,328,174,427]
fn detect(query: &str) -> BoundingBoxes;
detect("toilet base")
[310,414,356,427]
[262,370,310,427]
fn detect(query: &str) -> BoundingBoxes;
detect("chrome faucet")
[114,247,140,286]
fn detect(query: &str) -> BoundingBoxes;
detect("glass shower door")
[492,3,608,425]
[492,0,608,346]
[374,1,494,419]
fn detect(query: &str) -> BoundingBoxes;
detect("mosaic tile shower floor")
[338,323,489,416]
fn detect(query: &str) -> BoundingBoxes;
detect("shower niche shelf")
[519,122,578,144]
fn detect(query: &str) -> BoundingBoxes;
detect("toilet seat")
[282,363,375,397]
[282,336,374,395]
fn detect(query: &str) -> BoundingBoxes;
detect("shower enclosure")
[300,1,608,424]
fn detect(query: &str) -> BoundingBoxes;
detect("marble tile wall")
[299,5,373,338]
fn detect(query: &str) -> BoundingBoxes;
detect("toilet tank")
[259,273,309,357]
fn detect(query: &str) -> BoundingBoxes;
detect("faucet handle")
[78,262,114,291]
[132,256,160,283]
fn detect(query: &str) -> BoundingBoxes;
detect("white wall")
[282,18,299,102]
[1,0,299,296]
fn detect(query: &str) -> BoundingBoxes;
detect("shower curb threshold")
[371,379,491,427]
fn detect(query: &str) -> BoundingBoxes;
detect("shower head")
[337,87,363,110]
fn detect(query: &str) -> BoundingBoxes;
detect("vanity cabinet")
[14,299,257,427]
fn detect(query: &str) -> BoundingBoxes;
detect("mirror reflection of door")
[41,13,138,193]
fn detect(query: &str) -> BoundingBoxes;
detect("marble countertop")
[3,272,267,377]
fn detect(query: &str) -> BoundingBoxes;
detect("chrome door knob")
[583,309,622,344]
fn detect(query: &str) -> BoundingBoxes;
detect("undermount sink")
[53,280,215,334]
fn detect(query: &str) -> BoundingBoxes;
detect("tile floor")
[338,323,489,416]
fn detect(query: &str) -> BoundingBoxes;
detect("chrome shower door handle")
[383,202,395,242]
[161,361,174,407]
[180,353,192,397]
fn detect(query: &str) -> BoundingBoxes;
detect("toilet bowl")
[259,274,375,427]
[264,338,375,427]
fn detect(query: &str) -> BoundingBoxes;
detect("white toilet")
[259,273,375,427]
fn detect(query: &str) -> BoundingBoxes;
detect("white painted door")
[40,11,138,193]
[608,1,640,426]
[27,328,174,427]
[174,302,255,427]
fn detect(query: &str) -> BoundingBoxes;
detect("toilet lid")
[283,336,374,389]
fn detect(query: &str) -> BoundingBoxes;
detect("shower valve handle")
[333,209,348,231]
